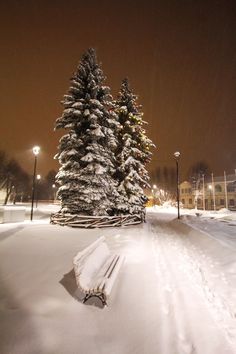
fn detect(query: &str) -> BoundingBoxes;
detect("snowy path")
[0,211,235,353]
[148,213,236,353]
[182,214,236,250]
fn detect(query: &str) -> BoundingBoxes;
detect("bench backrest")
[73,237,110,291]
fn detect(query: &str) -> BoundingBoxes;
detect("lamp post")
[36,174,41,208]
[174,151,181,219]
[208,184,213,210]
[202,174,205,211]
[30,146,40,221]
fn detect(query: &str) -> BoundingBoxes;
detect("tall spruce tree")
[115,78,154,215]
[54,48,119,216]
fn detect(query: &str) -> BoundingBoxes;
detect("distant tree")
[169,167,176,191]
[13,170,30,203]
[35,170,57,201]
[54,48,119,216]
[115,78,154,215]
[0,151,30,204]
[46,170,57,185]
[154,166,161,183]
[3,161,16,204]
[0,150,8,188]
[154,188,174,206]
[45,170,57,200]
[152,165,176,197]
[2,159,30,204]
[188,161,210,209]
[188,161,210,180]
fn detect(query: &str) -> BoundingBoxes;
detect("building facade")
[180,174,236,210]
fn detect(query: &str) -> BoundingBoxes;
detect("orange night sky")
[0,0,236,181]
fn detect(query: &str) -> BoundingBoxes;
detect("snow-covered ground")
[151,205,236,250]
[0,205,235,354]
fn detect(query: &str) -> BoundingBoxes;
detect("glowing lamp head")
[33,146,40,156]
[36,174,41,180]
[174,151,180,159]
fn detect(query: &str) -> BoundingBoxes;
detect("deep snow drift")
[0,205,235,354]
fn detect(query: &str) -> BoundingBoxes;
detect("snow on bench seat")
[73,236,124,306]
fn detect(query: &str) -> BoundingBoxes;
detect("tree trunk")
[4,176,12,205]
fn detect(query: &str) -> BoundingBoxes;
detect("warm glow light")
[37,174,41,180]
[33,146,40,155]
[153,184,157,189]
[52,184,56,188]
[174,151,180,159]
[208,185,212,190]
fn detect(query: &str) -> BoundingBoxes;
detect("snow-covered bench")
[73,236,124,306]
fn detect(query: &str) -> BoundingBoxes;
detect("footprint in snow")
[178,334,195,354]
[162,305,170,315]
[164,286,173,293]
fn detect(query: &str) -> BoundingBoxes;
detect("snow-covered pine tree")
[115,78,154,216]
[52,48,119,220]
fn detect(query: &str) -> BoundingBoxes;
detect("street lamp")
[174,151,181,219]
[202,174,205,211]
[36,174,41,208]
[30,146,40,221]
[208,184,212,210]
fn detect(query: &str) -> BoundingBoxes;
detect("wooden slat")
[51,213,143,228]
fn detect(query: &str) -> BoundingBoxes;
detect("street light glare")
[174,151,180,159]
[36,174,41,180]
[33,146,40,155]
